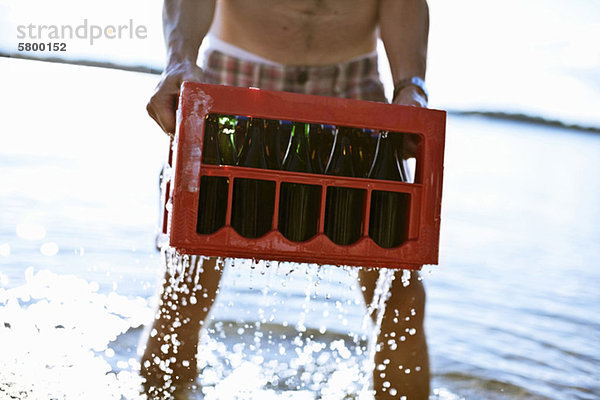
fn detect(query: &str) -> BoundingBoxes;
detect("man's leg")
[358,269,430,399]
[141,255,223,398]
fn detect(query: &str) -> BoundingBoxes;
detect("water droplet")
[40,242,59,256]
[0,243,10,257]
[16,221,46,241]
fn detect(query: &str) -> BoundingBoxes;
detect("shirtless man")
[144,1,430,399]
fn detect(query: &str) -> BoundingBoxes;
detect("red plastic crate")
[165,82,446,269]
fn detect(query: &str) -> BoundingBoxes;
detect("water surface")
[1,58,599,399]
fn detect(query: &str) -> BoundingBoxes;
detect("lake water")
[1,58,599,399]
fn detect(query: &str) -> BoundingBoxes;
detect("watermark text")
[16,19,147,45]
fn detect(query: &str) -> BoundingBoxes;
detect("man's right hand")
[146,60,204,136]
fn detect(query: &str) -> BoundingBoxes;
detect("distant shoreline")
[3,52,599,134]
[0,51,161,75]
[448,110,600,134]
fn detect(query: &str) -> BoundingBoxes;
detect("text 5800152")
[18,42,67,52]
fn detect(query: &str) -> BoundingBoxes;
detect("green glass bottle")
[233,116,249,158]
[264,118,283,170]
[197,114,235,234]
[308,123,334,174]
[368,131,410,248]
[231,117,276,238]
[323,126,365,245]
[351,128,378,178]
[217,115,238,165]
[278,121,293,162]
[278,122,321,242]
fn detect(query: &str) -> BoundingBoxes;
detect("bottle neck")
[217,115,237,165]
[325,127,358,177]
[264,119,282,170]
[368,131,405,181]
[202,114,221,165]
[237,117,270,169]
[283,122,314,173]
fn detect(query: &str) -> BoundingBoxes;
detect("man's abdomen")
[212,0,379,66]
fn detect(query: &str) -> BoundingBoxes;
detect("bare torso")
[210,0,379,65]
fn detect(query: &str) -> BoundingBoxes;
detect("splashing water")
[142,245,407,399]
[359,268,396,398]
[0,267,151,399]
[0,247,455,400]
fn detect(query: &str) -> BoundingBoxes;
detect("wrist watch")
[393,76,428,102]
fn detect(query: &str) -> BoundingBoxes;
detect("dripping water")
[147,244,406,399]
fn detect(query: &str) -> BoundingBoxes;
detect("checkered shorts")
[202,50,387,103]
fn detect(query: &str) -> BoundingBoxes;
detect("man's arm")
[378,0,429,107]
[147,0,217,135]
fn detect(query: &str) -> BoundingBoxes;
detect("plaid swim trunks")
[202,50,387,103]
